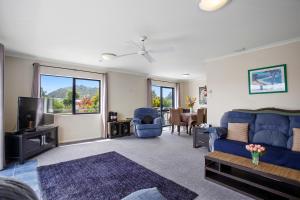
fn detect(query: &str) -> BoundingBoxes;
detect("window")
[75,78,100,114]
[41,75,73,113]
[40,75,101,114]
[151,86,161,109]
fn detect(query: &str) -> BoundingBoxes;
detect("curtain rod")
[39,64,105,75]
[151,79,179,84]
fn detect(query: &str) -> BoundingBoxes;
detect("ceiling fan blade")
[143,53,155,63]
[117,52,138,58]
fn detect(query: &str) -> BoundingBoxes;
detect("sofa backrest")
[220,111,256,142]
[253,114,290,148]
[220,108,300,149]
[134,108,159,120]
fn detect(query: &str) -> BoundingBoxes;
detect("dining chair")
[169,108,188,135]
[189,108,205,133]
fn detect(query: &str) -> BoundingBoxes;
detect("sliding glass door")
[152,85,174,126]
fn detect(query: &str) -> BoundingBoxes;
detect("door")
[151,85,174,126]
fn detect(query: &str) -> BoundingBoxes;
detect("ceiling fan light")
[101,53,117,60]
[199,0,231,12]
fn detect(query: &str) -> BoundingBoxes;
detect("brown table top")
[206,151,300,183]
[180,113,197,116]
[180,113,197,125]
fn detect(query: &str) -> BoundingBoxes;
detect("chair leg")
[186,125,189,134]
[189,126,192,135]
[177,126,180,135]
[171,125,174,134]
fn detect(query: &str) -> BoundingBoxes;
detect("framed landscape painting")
[248,64,287,94]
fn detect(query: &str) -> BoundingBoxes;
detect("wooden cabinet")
[5,126,58,164]
[108,121,131,138]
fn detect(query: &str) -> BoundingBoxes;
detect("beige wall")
[4,56,105,143]
[4,56,148,143]
[108,72,147,119]
[181,80,207,109]
[206,41,300,126]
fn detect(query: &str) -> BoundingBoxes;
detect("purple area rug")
[37,151,198,200]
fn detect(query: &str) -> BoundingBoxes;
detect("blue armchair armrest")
[153,117,162,126]
[132,118,142,125]
[208,127,228,152]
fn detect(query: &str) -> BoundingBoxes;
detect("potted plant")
[186,96,196,113]
[245,144,266,165]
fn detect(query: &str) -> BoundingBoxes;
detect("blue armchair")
[132,108,162,138]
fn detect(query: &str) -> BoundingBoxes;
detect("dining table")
[180,112,198,134]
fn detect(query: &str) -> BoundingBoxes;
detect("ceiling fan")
[100,36,156,63]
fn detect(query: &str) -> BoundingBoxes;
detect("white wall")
[206,41,300,126]
[108,71,147,119]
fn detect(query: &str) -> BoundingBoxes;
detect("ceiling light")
[199,0,231,12]
[101,53,117,60]
[182,73,190,77]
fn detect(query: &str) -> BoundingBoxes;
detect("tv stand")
[5,126,58,164]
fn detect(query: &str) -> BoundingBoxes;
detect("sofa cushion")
[222,111,256,142]
[288,116,300,149]
[227,123,248,143]
[122,188,166,200]
[253,114,289,148]
[136,124,161,130]
[214,139,300,170]
[292,128,300,152]
[141,115,153,124]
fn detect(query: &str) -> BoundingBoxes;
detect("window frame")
[40,74,101,115]
[73,77,101,115]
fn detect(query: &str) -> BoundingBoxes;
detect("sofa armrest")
[132,118,142,125]
[208,127,228,151]
[153,117,163,126]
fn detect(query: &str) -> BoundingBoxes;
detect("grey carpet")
[35,129,253,200]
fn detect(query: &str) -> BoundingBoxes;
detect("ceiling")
[1,0,300,80]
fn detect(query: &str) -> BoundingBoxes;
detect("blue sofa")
[132,108,162,138]
[209,109,300,170]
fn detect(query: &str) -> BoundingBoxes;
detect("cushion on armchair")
[141,115,153,124]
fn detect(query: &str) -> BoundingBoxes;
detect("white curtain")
[31,63,40,98]
[101,73,108,138]
[147,78,152,107]
[0,43,4,169]
[175,83,181,108]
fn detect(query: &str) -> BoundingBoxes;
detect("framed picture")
[248,64,287,94]
[199,86,207,105]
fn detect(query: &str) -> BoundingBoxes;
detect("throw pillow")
[142,115,153,124]
[227,123,249,143]
[121,187,166,200]
[292,128,300,152]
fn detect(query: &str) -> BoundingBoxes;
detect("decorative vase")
[251,152,260,165]
[189,107,193,113]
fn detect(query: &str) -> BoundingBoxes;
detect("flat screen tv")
[17,97,53,131]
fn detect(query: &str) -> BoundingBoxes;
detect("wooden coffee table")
[205,151,300,200]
